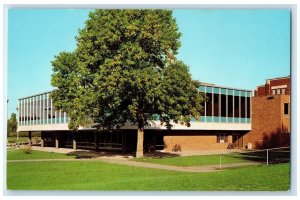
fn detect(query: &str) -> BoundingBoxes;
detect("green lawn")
[7,149,76,160]
[133,153,247,166]
[6,160,290,191]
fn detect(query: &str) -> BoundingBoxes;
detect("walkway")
[7,157,261,173]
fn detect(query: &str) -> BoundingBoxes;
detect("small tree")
[51,9,204,157]
[7,113,17,137]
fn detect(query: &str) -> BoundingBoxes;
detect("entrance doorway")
[232,134,243,148]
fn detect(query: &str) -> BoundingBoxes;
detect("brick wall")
[243,95,290,149]
[162,130,247,152]
[255,77,290,97]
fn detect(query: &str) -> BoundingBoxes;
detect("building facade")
[254,76,290,96]
[244,76,290,149]
[17,83,252,153]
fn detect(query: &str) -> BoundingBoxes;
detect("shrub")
[22,145,32,154]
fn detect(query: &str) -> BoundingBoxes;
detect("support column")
[121,132,125,154]
[94,131,98,151]
[136,129,144,158]
[72,132,77,150]
[41,132,44,147]
[55,132,59,149]
[28,131,32,146]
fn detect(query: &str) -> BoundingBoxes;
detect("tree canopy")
[7,113,17,136]
[51,9,204,132]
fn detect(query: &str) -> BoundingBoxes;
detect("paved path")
[7,157,261,173]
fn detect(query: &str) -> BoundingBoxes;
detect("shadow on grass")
[143,152,180,159]
[231,148,290,164]
[66,150,136,159]
[66,150,180,159]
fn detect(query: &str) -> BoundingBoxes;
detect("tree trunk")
[136,109,145,157]
[136,128,144,158]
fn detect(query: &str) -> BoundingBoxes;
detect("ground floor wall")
[17,129,249,153]
[243,130,290,149]
[163,130,246,152]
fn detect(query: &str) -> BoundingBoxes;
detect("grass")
[7,149,76,160]
[133,153,248,166]
[6,160,290,191]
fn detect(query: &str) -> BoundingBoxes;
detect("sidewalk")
[8,156,261,173]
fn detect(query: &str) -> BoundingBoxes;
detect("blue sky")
[7,9,290,116]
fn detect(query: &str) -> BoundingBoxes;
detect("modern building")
[243,76,290,149]
[17,83,252,153]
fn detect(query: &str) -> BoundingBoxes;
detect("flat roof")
[18,90,54,100]
[19,82,252,100]
[266,75,290,82]
[200,82,252,92]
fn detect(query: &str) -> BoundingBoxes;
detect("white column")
[204,86,206,122]
[29,97,32,125]
[23,99,25,126]
[219,89,221,123]
[28,98,30,125]
[226,89,228,123]
[36,96,38,124]
[46,94,49,124]
[33,97,35,125]
[212,87,214,120]
[250,91,252,122]
[239,92,241,123]
[245,93,247,121]
[59,110,62,124]
[51,98,53,124]
[43,94,47,124]
[55,110,57,124]
[64,112,66,123]
[39,95,42,124]
[233,90,235,121]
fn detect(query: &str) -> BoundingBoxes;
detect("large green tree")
[51,9,204,157]
[7,113,17,136]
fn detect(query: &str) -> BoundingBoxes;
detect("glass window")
[234,95,240,118]
[206,86,212,93]
[282,88,286,94]
[213,87,219,94]
[221,88,227,95]
[217,134,228,143]
[199,85,205,92]
[241,96,246,118]
[221,94,226,117]
[246,97,250,118]
[272,89,276,95]
[228,95,233,118]
[206,93,212,116]
[214,93,219,117]
[284,103,289,115]
[277,89,281,95]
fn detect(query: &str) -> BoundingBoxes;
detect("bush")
[22,145,32,154]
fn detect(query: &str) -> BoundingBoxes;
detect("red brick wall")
[269,78,290,95]
[243,95,290,149]
[162,131,247,152]
[255,77,290,97]
[256,86,267,97]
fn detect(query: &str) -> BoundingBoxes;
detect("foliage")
[50,9,204,132]
[7,113,17,136]
[21,146,32,154]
